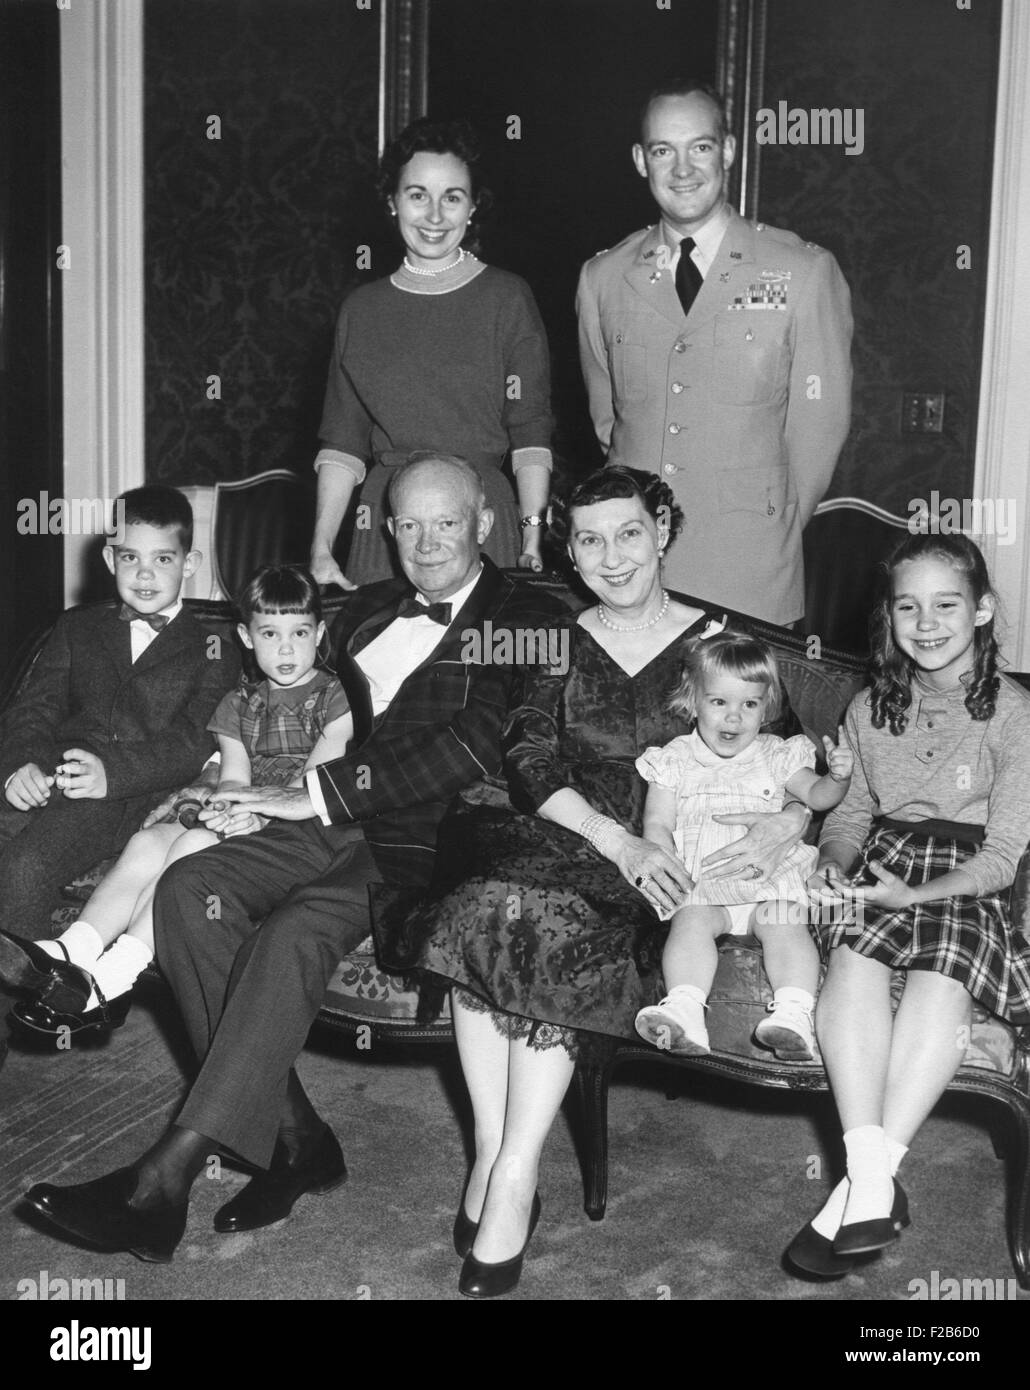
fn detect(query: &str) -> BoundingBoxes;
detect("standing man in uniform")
[576,82,853,626]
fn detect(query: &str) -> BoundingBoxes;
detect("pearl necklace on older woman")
[596,590,670,632]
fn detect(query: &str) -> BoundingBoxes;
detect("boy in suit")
[0,486,240,1008]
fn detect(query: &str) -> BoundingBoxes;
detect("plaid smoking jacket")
[314,559,566,887]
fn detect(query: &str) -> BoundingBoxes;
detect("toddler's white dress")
[636,730,819,929]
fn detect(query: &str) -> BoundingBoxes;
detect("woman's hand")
[516,551,544,573]
[609,831,694,915]
[310,551,357,591]
[702,806,806,880]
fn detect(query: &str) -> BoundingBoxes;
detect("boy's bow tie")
[118,604,170,631]
[395,597,452,625]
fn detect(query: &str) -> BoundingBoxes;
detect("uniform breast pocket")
[711,314,789,405]
[717,465,797,520]
[605,314,649,404]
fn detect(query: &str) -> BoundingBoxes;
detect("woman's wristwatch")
[519,514,545,531]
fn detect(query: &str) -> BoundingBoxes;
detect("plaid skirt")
[821,824,1030,1027]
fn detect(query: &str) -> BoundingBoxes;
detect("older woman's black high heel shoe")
[453,1199,480,1258]
[458,1193,541,1299]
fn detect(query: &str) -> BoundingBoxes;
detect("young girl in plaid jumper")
[7,565,350,1039]
[787,533,1030,1278]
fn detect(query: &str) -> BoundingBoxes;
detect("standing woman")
[310,118,553,588]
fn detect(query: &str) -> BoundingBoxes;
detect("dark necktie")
[395,596,452,626]
[675,237,704,316]
[118,604,170,632]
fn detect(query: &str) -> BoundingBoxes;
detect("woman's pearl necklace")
[402,247,466,277]
[596,590,670,632]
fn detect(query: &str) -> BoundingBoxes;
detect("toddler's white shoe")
[634,994,710,1055]
[753,999,815,1061]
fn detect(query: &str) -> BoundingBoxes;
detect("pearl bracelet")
[579,812,622,856]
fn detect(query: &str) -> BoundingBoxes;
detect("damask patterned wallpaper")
[757,0,1000,516]
[144,0,380,485]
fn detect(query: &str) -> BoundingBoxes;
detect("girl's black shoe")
[785,1181,909,1278]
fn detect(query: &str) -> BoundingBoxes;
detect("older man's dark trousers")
[153,818,382,1170]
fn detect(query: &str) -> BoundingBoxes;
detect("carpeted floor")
[1,983,1027,1303]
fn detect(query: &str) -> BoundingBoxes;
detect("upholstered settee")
[6,577,1029,1288]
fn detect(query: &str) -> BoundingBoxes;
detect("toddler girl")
[634,629,853,1060]
[786,533,1030,1276]
[6,564,350,1040]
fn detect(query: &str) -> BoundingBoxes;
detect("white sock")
[38,920,105,969]
[772,986,814,1012]
[666,984,708,1008]
[886,1136,908,1177]
[809,1133,907,1241]
[84,935,152,1011]
[810,1176,850,1240]
[841,1124,893,1226]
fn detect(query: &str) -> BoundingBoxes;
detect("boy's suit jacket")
[0,602,241,803]
[577,209,853,625]
[314,559,566,887]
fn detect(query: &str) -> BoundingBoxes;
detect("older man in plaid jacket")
[25,454,566,1261]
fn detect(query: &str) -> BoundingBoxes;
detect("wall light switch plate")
[901,392,945,434]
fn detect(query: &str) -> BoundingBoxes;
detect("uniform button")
[926,750,934,758]
[926,720,934,728]
[673,341,686,353]
[668,423,681,435]
[671,381,684,394]
[663,463,678,475]
[756,222,766,231]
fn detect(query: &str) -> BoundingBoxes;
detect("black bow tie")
[396,597,452,626]
[118,604,170,632]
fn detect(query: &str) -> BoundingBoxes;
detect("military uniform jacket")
[576,209,853,624]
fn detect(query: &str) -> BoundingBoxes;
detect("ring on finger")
[635,873,651,888]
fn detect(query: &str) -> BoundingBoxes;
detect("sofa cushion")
[707,938,1018,1079]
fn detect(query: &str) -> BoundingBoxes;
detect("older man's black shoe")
[0,930,92,1013]
[24,1166,188,1262]
[213,1126,347,1233]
